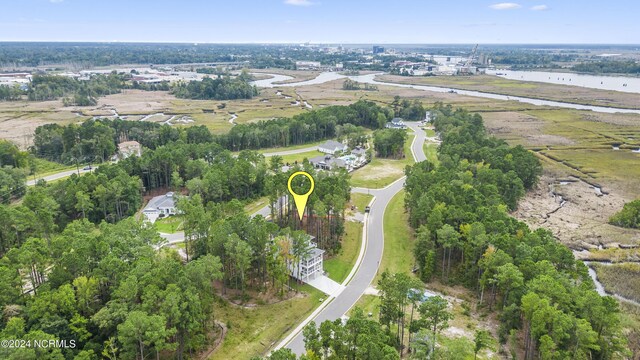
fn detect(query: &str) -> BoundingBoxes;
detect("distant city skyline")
[2,0,638,44]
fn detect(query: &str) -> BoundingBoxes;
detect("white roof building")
[318,140,348,155]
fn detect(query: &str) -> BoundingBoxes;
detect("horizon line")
[0,40,639,46]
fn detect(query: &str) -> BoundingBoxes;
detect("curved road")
[281,122,427,354]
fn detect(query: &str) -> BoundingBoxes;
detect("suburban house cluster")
[309,140,368,172]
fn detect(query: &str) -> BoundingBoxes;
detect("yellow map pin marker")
[287,171,315,221]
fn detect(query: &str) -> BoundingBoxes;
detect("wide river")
[252,72,640,114]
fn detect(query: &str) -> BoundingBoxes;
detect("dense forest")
[217,100,390,150]
[0,216,224,360]
[391,97,426,121]
[0,135,355,360]
[609,199,640,228]
[405,104,626,359]
[573,60,640,74]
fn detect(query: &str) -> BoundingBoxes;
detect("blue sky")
[1,0,638,43]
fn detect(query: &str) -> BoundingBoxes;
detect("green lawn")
[425,129,436,137]
[349,294,381,319]
[258,140,326,154]
[350,193,374,213]
[154,215,184,233]
[324,221,363,283]
[350,134,415,189]
[275,150,323,166]
[31,158,76,176]
[211,284,324,360]
[377,190,415,283]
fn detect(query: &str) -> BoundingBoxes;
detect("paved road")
[26,167,96,186]
[283,122,427,354]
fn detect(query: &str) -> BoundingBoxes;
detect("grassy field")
[425,128,436,137]
[350,193,374,213]
[259,140,326,154]
[592,263,640,303]
[276,150,323,166]
[377,190,415,283]
[31,158,77,176]
[350,134,415,188]
[211,283,323,359]
[349,294,381,318]
[154,216,184,233]
[324,221,363,283]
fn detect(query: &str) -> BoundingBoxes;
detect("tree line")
[342,79,378,91]
[171,75,258,100]
[373,129,407,159]
[217,100,390,151]
[573,60,640,74]
[30,100,390,165]
[405,104,627,359]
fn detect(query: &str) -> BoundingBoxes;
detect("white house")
[386,117,406,129]
[318,140,348,155]
[290,239,325,282]
[143,192,177,223]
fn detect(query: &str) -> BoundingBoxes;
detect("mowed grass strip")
[211,284,324,360]
[424,142,440,165]
[324,221,363,283]
[376,190,415,283]
[243,196,269,216]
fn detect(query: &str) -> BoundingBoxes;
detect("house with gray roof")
[309,154,348,171]
[318,140,348,155]
[143,192,177,223]
[386,117,406,129]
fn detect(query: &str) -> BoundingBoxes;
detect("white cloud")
[531,4,550,11]
[284,0,314,6]
[489,3,522,10]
